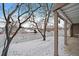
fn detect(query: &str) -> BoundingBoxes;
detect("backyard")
[0,30,70,56]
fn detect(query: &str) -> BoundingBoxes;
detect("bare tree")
[1,3,41,56]
[29,3,53,41]
[29,15,44,39]
[43,3,53,41]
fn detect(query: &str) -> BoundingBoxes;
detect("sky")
[0,3,16,20]
[0,3,64,28]
[0,4,3,18]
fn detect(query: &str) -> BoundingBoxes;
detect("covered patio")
[53,3,79,56]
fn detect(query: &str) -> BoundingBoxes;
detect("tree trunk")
[43,28,46,41]
[43,35,46,41]
[43,19,47,41]
[1,40,11,56]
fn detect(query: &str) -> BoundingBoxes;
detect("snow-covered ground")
[0,30,70,56]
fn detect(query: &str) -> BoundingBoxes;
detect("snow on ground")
[0,30,70,56]
[9,36,69,56]
[0,36,69,56]
[7,37,54,56]
[0,34,5,47]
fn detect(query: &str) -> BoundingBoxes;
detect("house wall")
[71,23,79,37]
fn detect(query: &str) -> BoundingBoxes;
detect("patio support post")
[64,21,68,45]
[54,11,58,56]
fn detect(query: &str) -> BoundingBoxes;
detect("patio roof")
[54,3,79,24]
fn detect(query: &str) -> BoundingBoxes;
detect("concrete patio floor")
[65,37,79,56]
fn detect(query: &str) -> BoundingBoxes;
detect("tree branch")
[2,3,7,21]
[20,4,41,24]
[29,20,44,37]
[8,4,20,18]
[10,25,21,40]
[18,4,30,18]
